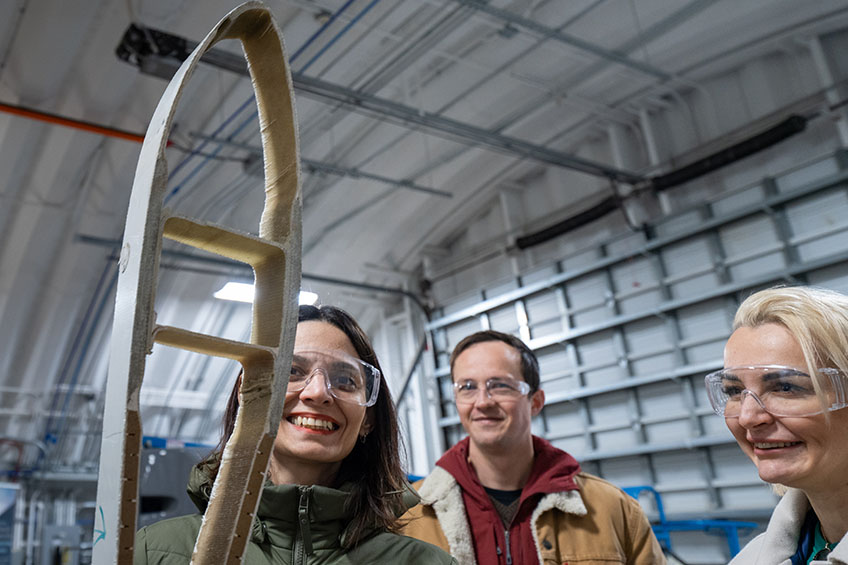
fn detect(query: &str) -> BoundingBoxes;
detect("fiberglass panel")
[443,318,485,353]
[719,215,787,280]
[566,272,613,327]
[486,304,520,335]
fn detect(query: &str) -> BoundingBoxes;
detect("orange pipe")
[0,101,170,145]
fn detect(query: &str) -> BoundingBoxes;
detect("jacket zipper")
[293,486,313,565]
[503,529,513,565]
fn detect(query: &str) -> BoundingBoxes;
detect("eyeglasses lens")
[709,367,835,417]
[289,351,376,406]
[454,378,528,403]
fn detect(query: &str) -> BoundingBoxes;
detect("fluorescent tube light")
[214,283,318,306]
[298,290,318,305]
[214,282,254,303]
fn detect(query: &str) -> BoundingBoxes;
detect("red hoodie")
[436,435,581,565]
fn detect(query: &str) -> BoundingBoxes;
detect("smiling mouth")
[288,416,339,431]
[753,441,801,449]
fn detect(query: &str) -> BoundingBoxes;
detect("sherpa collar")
[418,463,587,565]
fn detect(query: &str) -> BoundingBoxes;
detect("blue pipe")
[166,103,264,203]
[40,263,115,454]
[298,0,383,73]
[166,96,255,183]
[50,270,119,447]
[290,0,359,62]
[164,0,362,201]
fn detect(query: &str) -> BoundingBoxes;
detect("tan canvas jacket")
[400,467,665,565]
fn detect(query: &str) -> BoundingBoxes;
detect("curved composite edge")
[92,2,301,565]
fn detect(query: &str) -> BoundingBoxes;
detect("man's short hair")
[449,330,540,393]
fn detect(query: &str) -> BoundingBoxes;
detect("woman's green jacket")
[134,464,456,565]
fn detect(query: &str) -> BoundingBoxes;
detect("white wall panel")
[787,189,848,262]
[775,154,840,191]
[720,215,787,280]
[487,304,520,334]
[807,263,848,292]
[661,238,722,298]
[598,456,653,490]
[611,257,662,315]
[525,291,562,338]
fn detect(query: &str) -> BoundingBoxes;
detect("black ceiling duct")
[514,113,809,250]
[648,114,808,192]
[514,195,619,250]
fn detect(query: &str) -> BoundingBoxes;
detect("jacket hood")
[186,461,215,513]
[436,435,579,511]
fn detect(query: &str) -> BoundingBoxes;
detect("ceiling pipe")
[451,0,672,81]
[514,194,620,250]
[646,114,808,192]
[0,101,169,146]
[514,113,811,250]
[75,234,431,316]
[0,101,452,203]
[115,22,643,184]
[191,132,453,198]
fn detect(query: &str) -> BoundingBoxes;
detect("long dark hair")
[214,304,406,547]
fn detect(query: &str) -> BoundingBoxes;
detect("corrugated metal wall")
[422,151,848,563]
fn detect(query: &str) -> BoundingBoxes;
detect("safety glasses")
[453,377,531,404]
[704,365,848,417]
[289,349,380,407]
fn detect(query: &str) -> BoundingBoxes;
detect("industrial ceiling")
[2,0,848,477]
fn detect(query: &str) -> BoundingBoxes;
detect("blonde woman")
[705,286,848,563]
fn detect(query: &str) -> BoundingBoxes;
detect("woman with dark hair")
[134,304,456,564]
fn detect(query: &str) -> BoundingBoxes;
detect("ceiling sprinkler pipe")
[0,101,157,145]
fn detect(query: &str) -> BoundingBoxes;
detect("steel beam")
[291,72,641,183]
[451,0,672,81]
[123,24,643,183]
[190,132,453,198]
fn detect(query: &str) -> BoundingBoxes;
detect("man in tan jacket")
[400,330,665,564]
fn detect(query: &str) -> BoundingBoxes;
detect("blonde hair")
[733,285,848,382]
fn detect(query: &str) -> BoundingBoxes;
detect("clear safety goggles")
[289,349,380,407]
[704,364,848,417]
[453,377,531,404]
